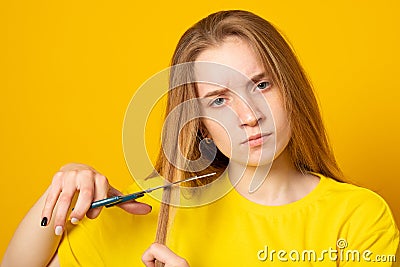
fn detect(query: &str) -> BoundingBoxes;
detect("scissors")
[88,172,216,209]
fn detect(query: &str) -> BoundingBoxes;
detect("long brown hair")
[152,10,344,264]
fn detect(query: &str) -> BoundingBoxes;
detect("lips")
[241,133,271,147]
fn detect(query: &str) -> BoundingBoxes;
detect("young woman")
[2,10,399,267]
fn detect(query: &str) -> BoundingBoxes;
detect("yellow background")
[1,0,399,259]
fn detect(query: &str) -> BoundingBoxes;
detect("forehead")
[195,37,265,96]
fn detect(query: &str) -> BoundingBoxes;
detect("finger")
[118,200,152,215]
[142,243,159,267]
[142,257,155,267]
[86,173,109,219]
[107,186,123,197]
[107,186,152,215]
[53,171,78,234]
[59,162,96,172]
[41,172,63,226]
[69,170,95,223]
[142,243,189,267]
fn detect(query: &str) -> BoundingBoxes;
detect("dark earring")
[204,137,213,144]
[199,137,217,161]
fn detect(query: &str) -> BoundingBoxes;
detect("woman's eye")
[211,98,225,106]
[256,81,271,90]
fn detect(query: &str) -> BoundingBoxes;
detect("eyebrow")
[202,88,230,98]
[200,72,267,98]
[249,72,267,83]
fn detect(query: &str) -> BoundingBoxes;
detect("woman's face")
[195,37,291,167]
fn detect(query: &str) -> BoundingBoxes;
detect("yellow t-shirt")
[59,174,399,266]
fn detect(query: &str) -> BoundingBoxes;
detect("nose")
[234,97,262,127]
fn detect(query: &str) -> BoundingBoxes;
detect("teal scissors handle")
[89,191,145,209]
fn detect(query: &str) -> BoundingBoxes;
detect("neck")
[227,149,319,205]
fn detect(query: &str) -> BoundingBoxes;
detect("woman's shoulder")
[316,175,400,260]
[317,173,398,233]
[318,173,391,207]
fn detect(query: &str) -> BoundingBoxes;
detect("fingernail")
[40,217,48,227]
[70,217,79,225]
[55,226,63,236]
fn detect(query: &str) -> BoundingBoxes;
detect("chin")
[251,149,276,165]
[228,146,276,166]
[230,154,275,167]
[247,157,275,167]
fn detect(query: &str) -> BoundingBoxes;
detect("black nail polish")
[41,217,48,227]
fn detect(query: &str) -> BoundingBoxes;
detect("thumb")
[108,186,152,215]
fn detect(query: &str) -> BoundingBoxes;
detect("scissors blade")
[144,172,217,193]
[89,172,216,209]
